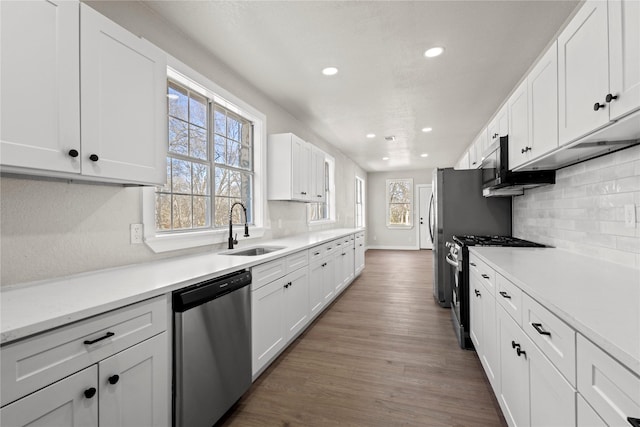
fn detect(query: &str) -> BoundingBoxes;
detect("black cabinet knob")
[593,102,605,111]
[108,374,120,385]
[606,93,618,103]
[84,387,97,399]
[516,348,527,358]
[521,148,526,154]
[89,154,99,162]
[511,340,520,349]
[474,289,481,297]
[68,149,79,158]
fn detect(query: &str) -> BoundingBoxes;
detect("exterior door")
[418,185,433,249]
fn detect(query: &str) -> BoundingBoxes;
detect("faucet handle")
[233,233,238,245]
[244,223,250,238]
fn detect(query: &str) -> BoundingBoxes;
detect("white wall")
[366,169,433,249]
[0,1,366,286]
[513,145,640,268]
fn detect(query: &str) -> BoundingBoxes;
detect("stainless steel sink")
[220,246,285,256]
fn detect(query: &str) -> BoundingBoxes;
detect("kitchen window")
[355,176,365,228]
[309,156,335,223]
[143,58,266,252]
[386,178,413,228]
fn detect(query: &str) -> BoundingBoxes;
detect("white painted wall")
[0,1,366,286]
[513,145,640,268]
[366,169,433,249]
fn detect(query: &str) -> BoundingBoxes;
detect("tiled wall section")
[513,144,640,268]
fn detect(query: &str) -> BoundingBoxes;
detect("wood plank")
[220,249,507,426]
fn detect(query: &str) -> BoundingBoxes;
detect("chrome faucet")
[228,202,250,249]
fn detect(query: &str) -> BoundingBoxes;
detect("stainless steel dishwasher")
[173,269,252,427]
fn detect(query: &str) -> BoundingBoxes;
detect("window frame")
[385,178,413,229]
[142,56,267,253]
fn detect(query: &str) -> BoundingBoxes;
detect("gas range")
[452,235,547,248]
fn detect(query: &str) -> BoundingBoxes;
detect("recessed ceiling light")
[422,127,433,133]
[366,133,376,138]
[420,153,429,158]
[382,157,390,161]
[322,67,339,76]
[424,47,444,58]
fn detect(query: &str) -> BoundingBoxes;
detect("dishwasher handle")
[173,270,252,313]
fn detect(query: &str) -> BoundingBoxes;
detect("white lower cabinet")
[577,394,607,426]
[354,232,366,276]
[0,296,169,427]
[283,267,310,341]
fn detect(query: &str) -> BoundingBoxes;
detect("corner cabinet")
[0,1,167,186]
[0,296,170,427]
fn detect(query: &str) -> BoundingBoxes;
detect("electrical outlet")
[624,204,636,228]
[130,223,143,244]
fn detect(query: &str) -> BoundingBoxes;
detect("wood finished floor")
[220,250,507,427]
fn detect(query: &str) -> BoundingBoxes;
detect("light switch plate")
[130,223,143,244]
[624,204,636,228]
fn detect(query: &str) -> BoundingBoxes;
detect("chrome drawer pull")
[531,322,551,336]
[83,332,114,345]
[499,291,511,299]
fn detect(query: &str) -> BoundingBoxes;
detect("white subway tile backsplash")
[514,145,640,268]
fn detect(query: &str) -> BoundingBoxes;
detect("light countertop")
[470,247,640,376]
[1,228,363,345]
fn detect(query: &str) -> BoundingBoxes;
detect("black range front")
[448,235,546,349]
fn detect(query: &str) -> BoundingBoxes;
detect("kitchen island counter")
[1,228,364,345]
[470,246,640,376]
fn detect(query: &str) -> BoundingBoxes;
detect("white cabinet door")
[344,243,355,286]
[0,0,81,174]
[469,138,479,168]
[283,267,310,341]
[0,366,98,427]
[498,306,530,427]
[291,136,311,201]
[481,283,500,395]
[469,273,483,351]
[99,333,169,427]
[80,4,167,185]
[322,256,336,303]
[558,0,611,144]
[527,42,559,162]
[608,0,640,119]
[488,105,509,149]
[309,259,325,317]
[354,234,365,276]
[312,149,326,202]
[252,277,286,374]
[528,341,576,427]
[577,394,607,426]
[334,247,346,293]
[508,80,530,170]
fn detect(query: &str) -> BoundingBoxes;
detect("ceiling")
[140,0,580,172]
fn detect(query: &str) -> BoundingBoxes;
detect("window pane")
[214,135,225,163]
[192,163,209,195]
[156,193,171,231]
[168,83,188,121]
[215,167,229,197]
[229,170,241,198]
[230,198,243,224]
[227,116,240,141]
[169,118,188,156]
[241,123,251,144]
[389,203,411,225]
[158,161,171,193]
[214,109,226,135]
[172,195,193,229]
[240,144,252,170]
[193,196,210,228]
[172,159,192,194]
[389,182,410,203]
[189,93,207,128]
[190,125,207,160]
[241,173,252,222]
[214,197,229,228]
[227,140,240,167]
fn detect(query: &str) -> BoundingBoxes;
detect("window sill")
[145,227,266,253]
[386,224,414,230]
[308,219,336,227]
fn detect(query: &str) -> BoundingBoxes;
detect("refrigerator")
[429,168,512,307]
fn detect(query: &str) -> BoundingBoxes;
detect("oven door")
[446,249,464,347]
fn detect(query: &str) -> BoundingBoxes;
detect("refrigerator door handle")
[428,193,434,242]
[445,253,458,268]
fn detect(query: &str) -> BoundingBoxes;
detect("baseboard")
[366,245,420,251]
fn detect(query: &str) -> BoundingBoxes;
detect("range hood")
[514,110,640,172]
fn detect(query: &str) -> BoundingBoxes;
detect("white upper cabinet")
[0,1,167,185]
[311,147,326,202]
[508,80,530,170]
[608,0,640,120]
[80,4,167,185]
[558,0,611,144]
[268,133,313,202]
[487,105,508,150]
[527,42,559,162]
[0,0,81,174]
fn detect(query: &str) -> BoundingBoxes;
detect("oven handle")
[445,253,458,268]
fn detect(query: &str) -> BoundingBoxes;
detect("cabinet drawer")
[285,250,308,274]
[469,254,496,295]
[324,240,338,256]
[496,274,523,326]
[0,295,167,406]
[251,258,286,290]
[577,335,640,426]
[522,294,576,386]
[308,245,324,262]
